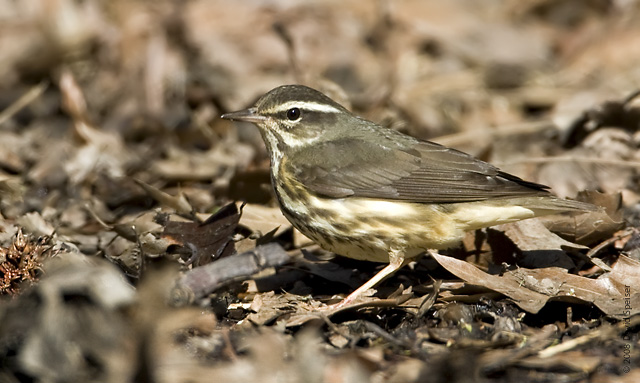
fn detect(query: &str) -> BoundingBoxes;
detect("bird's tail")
[511,196,601,214]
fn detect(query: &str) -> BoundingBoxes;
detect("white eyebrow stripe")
[266,101,342,114]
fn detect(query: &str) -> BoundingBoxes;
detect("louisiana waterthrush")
[222,85,596,308]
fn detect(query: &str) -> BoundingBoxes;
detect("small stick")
[0,81,49,126]
[170,243,295,306]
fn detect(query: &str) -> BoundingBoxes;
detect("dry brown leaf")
[0,133,28,174]
[238,203,292,238]
[113,211,163,239]
[15,212,55,237]
[540,191,625,245]
[134,178,193,216]
[496,219,588,252]
[60,71,134,185]
[151,143,254,182]
[431,253,640,318]
[162,203,239,266]
[242,291,298,326]
[489,218,582,270]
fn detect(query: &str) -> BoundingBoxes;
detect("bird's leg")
[326,248,409,309]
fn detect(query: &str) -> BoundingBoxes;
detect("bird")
[221,84,597,309]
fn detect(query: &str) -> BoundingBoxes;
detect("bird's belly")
[278,193,466,263]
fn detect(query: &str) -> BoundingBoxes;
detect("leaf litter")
[0,0,639,381]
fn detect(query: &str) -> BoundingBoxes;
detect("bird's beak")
[221,108,267,123]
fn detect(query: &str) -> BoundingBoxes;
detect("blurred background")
[2,0,639,209]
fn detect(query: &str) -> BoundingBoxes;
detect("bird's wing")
[286,137,550,203]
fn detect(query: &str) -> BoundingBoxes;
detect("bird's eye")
[286,108,301,121]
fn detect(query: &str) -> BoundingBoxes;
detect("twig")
[83,202,113,230]
[537,325,616,358]
[170,243,296,306]
[538,316,640,358]
[0,81,49,126]
[586,228,635,259]
[417,278,442,318]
